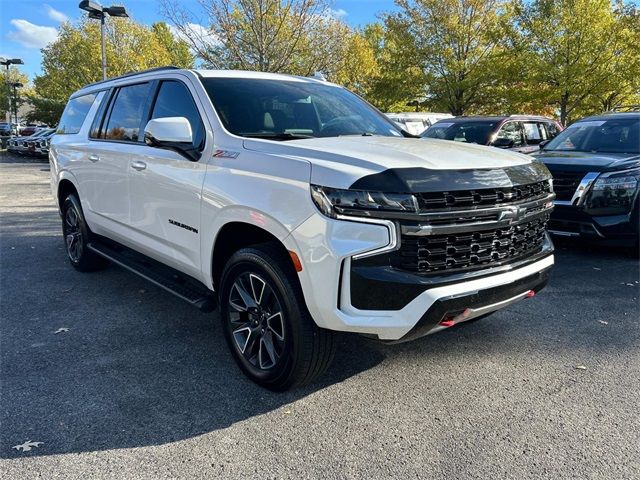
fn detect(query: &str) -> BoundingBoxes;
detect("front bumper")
[549,202,639,246]
[287,212,554,341]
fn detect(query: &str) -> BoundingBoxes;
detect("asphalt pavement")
[1,151,638,479]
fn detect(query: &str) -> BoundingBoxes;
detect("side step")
[87,241,217,312]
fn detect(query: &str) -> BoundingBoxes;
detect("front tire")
[219,244,335,391]
[61,195,108,272]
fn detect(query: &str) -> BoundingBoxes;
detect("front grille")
[393,214,549,273]
[551,171,583,201]
[417,180,551,210]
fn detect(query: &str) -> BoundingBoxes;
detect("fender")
[201,205,314,289]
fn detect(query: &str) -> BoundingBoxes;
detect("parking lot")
[0,151,638,479]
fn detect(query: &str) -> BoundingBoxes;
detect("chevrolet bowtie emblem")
[497,206,520,223]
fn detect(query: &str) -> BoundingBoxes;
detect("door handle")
[88,154,100,162]
[131,160,147,171]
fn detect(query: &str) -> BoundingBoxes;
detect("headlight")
[592,176,637,191]
[311,185,418,218]
[585,173,639,215]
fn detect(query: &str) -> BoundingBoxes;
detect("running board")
[87,241,217,312]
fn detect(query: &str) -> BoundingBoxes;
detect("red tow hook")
[439,308,471,328]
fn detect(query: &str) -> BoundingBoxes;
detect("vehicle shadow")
[0,215,387,458]
[1,212,638,458]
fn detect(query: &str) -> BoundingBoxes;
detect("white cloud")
[44,4,69,23]
[329,8,348,19]
[168,23,220,48]
[7,19,58,48]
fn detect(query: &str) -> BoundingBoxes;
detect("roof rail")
[83,65,182,89]
[607,105,640,113]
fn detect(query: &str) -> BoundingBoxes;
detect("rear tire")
[61,194,109,272]
[219,243,335,391]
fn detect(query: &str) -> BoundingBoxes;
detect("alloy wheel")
[64,206,83,262]
[227,272,286,370]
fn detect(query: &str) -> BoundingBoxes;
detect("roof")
[74,66,334,97]
[439,115,556,123]
[578,112,640,122]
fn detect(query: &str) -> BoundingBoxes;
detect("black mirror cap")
[539,140,551,150]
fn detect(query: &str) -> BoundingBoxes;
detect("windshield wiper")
[240,132,315,141]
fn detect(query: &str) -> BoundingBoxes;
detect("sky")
[1,0,398,81]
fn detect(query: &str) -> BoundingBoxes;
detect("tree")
[161,0,354,75]
[1,67,29,121]
[388,0,513,116]
[360,22,426,111]
[35,19,194,103]
[513,0,638,125]
[24,96,65,126]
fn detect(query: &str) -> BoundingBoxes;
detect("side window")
[523,122,545,145]
[495,121,524,147]
[57,93,98,134]
[150,80,205,149]
[103,83,151,142]
[546,121,561,139]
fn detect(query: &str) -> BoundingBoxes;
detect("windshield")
[201,78,402,140]
[544,117,639,154]
[422,120,499,145]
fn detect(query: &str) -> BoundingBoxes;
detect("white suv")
[50,67,555,390]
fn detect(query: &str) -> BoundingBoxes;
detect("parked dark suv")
[422,115,563,154]
[534,112,639,246]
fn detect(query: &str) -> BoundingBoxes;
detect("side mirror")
[492,137,514,148]
[539,139,550,150]
[144,117,199,161]
[144,117,193,145]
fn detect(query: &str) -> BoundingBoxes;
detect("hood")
[243,136,549,192]
[535,150,640,173]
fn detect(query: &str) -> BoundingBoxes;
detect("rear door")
[127,78,209,278]
[85,82,153,240]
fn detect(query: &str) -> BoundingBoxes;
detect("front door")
[127,79,208,279]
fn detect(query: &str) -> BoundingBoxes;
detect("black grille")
[417,180,551,210]
[393,215,549,273]
[551,171,583,201]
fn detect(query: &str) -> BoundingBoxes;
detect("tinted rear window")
[57,93,97,134]
[422,120,498,145]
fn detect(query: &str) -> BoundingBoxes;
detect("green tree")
[514,0,638,125]
[35,19,194,103]
[361,22,426,112]
[1,67,29,121]
[388,0,513,115]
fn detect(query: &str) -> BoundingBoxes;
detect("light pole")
[78,1,129,80]
[10,82,23,126]
[0,57,24,124]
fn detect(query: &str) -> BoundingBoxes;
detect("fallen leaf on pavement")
[574,365,587,370]
[13,440,43,452]
[599,320,608,325]
[54,327,69,334]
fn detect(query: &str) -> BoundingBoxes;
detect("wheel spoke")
[259,331,278,369]
[231,280,257,311]
[232,326,252,353]
[266,312,285,341]
[249,274,266,306]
